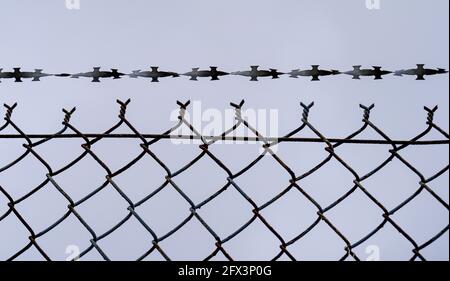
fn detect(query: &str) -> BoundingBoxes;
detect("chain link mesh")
[0,99,448,261]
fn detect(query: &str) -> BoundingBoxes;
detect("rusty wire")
[0,99,448,261]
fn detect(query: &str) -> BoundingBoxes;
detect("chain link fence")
[0,100,448,261]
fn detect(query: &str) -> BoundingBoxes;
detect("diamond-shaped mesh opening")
[133,184,192,237]
[196,188,253,239]
[14,183,69,231]
[170,154,230,203]
[49,156,109,202]
[287,221,349,261]
[36,214,93,261]
[0,155,48,200]
[360,158,421,210]
[259,188,319,241]
[74,183,130,234]
[158,218,218,260]
[232,155,293,205]
[299,157,357,207]
[391,190,449,245]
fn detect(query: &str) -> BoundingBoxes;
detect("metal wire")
[0,99,448,261]
[0,64,448,82]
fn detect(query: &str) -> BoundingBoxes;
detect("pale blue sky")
[0,0,448,260]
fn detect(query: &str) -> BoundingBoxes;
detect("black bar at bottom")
[0,261,447,280]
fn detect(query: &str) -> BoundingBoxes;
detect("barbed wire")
[0,64,448,83]
[0,100,448,261]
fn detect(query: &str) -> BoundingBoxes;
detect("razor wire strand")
[0,65,448,83]
[0,100,448,261]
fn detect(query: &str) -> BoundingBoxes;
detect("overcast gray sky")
[0,0,448,261]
